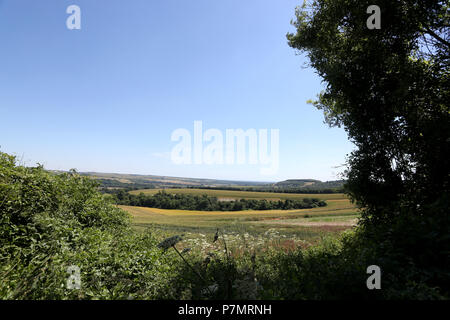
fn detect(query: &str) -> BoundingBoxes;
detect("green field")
[122,190,359,252]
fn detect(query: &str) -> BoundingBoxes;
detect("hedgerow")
[0,151,179,299]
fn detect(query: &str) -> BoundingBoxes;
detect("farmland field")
[129,188,346,201]
[121,190,359,252]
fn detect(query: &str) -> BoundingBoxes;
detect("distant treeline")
[113,190,327,211]
[185,185,344,194]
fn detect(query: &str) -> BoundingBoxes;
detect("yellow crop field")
[121,198,354,218]
[120,189,359,251]
[119,193,359,245]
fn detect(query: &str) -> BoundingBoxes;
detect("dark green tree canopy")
[288,0,449,222]
[287,0,449,295]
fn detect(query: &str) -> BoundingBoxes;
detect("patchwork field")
[121,190,359,252]
[129,188,346,201]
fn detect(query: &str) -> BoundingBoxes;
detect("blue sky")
[0,0,354,182]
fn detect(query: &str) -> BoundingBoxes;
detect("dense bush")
[113,190,326,211]
[171,229,448,300]
[0,152,180,299]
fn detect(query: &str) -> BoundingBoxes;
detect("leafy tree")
[288,0,449,295]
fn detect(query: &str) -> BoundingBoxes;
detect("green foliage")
[287,0,449,297]
[0,152,179,299]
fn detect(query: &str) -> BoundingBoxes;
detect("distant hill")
[273,179,345,191]
[49,171,345,193]
[273,179,321,188]
[68,171,272,190]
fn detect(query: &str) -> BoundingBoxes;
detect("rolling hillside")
[51,171,345,192]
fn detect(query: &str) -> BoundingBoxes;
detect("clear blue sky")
[0,0,354,182]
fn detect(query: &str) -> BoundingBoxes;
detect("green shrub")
[0,152,179,299]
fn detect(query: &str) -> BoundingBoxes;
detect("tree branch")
[423,26,450,48]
